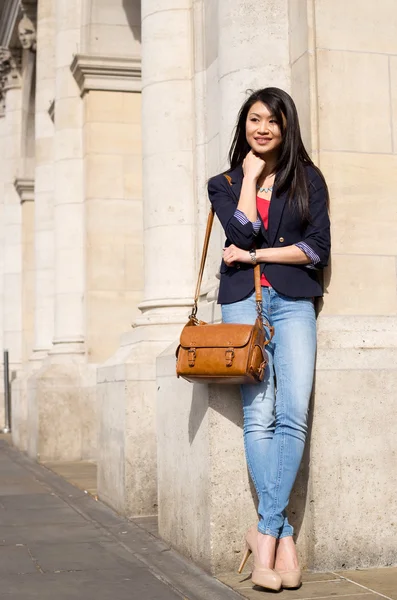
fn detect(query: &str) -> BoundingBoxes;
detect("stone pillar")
[13,1,56,452]
[155,0,296,575]
[0,49,23,376]
[31,0,55,362]
[0,94,5,428]
[97,0,197,516]
[26,0,97,462]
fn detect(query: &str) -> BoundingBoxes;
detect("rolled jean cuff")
[257,524,280,539]
[279,530,294,539]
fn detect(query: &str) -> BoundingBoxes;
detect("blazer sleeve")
[300,178,331,269]
[208,176,258,250]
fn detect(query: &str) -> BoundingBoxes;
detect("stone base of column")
[11,352,48,451]
[11,372,29,451]
[97,318,185,518]
[156,315,397,573]
[26,352,98,462]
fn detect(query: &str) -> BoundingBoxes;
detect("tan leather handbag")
[176,208,274,385]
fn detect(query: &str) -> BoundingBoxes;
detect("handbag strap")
[190,207,263,320]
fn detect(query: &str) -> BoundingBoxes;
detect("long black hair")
[228,87,328,222]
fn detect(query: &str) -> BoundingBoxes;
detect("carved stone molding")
[0,46,22,91]
[70,54,142,96]
[14,176,34,203]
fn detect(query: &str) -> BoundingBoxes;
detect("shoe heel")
[238,544,252,574]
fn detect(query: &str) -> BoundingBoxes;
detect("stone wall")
[156,0,397,574]
[0,0,396,577]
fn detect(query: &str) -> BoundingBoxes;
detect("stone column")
[11,10,39,450]
[0,93,6,427]
[156,0,292,574]
[27,0,97,462]
[31,0,55,362]
[0,49,23,375]
[97,0,197,516]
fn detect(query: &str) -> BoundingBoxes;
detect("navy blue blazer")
[208,164,331,304]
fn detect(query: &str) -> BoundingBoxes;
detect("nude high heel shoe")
[275,567,302,589]
[238,526,282,591]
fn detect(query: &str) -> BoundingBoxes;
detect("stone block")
[27,362,97,462]
[86,291,143,363]
[97,323,182,517]
[85,91,124,123]
[291,52,312,153]
[218,0,289,75]
[85,154,124,199]
[141,1,191,21]
[288,0,308,64]
[89,0,141,27]
[122,93,141,123]
[84,122,141,155]
[55,128,83,162]
[389,56,397,153]
[142,80,194,156]
[317,50,391,153]
[85,23,140,57]
[316,0,397,54]
[56,29,81,69]
[322,254,397,316]
[123,155,142,199]
[304,366,397,570]
[321,152,397,255]
[141,10,192,86]
[55,97,82,130]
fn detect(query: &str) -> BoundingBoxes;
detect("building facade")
[1,0,396,575]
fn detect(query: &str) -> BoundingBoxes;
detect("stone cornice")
[70,54,141,96]
[14,176,34,203]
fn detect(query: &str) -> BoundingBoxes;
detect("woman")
[208,87,330,591]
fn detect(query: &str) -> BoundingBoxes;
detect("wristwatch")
[249,249,257,265]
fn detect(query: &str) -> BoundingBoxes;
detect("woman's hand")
[242,150,266,182]
[223,244,251,266]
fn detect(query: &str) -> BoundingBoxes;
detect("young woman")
[208,88,330,591]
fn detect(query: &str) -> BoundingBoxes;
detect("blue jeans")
[222,287,316,538]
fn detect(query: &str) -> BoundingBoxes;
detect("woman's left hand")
[223,244,251,266]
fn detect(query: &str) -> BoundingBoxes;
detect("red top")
[256,196,271,287]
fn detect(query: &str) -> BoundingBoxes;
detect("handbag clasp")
[188,347,196,367]
[225,348,235,367]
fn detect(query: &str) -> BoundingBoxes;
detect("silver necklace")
[256,184,273,193]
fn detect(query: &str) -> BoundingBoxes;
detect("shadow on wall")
[122,0,142,43]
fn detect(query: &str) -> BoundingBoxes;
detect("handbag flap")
[180,322,254,349]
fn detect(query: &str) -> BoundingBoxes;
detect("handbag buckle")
[188,347,196,367]
[225,347,235,367]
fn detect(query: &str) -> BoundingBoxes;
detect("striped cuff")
[295,241,321,266]
[234,209,261,235]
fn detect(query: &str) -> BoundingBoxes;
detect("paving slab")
[0,440,243,600]
[336,568,397,600]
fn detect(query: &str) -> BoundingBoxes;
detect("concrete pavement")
[0,437,241,599]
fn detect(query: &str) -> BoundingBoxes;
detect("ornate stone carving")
[0,47,22,92]
[18,14,37,51]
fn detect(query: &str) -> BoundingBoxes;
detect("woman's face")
[245,101,283,156]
